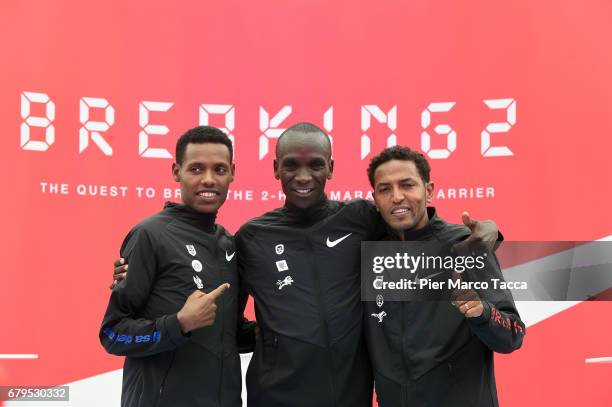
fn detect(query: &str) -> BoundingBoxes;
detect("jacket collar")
[163,201,216,233]
[401,207,445,240]
[282,194,331,225]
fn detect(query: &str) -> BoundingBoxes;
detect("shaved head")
[276,122,332,160]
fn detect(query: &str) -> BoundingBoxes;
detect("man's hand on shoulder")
[109,258,128,289]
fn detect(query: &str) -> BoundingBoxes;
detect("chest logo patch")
[371,311,387,323]
[276,260,289,272]
[326,233,352,248]
[193,275,204,289]
[276,275,294,290]
[275,244,284,255]
[226,251,235,262]
[192,260,203,273]
[186,245,197,256]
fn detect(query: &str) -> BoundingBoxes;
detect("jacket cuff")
[164,313,190,346]
[468,300,491,325]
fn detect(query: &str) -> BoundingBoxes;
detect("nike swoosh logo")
[226,251,235,262]
[415,271,444,282]
[326,233,352,248]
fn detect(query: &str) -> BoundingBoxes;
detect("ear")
[172,162,181,182]
[273,159,280,180]
[327,159,334,180]
[372,186,380,212]
[229,163,236,182]
[426,181,434,202]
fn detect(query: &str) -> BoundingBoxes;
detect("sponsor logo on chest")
[186,244,197,256]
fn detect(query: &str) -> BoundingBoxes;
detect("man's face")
[373,159,433,234]
[274,131,334,209]
[172,142,234,213]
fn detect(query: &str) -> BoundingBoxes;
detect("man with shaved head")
[236,122,378,406]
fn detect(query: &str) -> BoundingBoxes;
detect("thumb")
[462,212,475,229]
[209,283,230,300]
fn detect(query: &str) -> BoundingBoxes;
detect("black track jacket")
[236,197,385,407]
[100,202,242,407]
[365,208,525,407]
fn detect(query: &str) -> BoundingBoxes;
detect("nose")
[200,169,216,187]
[391,186,404,204]
[295,167,312,184]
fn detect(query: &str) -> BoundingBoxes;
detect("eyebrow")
[281,157,326,164]
[308,158,326,165]
[186,161,230,167]
[281,157,298,166]
[376,178,418,187]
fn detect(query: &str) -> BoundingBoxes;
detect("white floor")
[6,353,253,407]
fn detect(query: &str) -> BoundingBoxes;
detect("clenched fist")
[450,271,483,318]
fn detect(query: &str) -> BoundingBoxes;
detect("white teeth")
[392,208,409,214]
[198,192,216,197]
[296,189,312,194]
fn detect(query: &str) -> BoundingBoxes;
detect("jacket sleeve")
[466,248,525,354]
[99,226,189,357]
[468,299,525,354]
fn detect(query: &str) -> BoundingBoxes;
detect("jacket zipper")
[217,248,225,406]
[305,236,336,406]
[401,301,408,407]
[157,351,176,405]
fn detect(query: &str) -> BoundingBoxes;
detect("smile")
[391,207,411,215]
[294,188,314,196]
[197,191,219,199]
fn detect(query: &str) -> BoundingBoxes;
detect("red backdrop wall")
[1,1,611,405]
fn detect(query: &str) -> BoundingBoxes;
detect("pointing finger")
[209,283,230,300]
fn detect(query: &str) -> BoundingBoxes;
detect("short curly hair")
[367,146,430,187]
[175,126,233,165]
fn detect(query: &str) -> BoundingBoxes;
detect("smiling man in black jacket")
[235,123,382,407]
[364,146,524,407]
[100,126,245,407]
